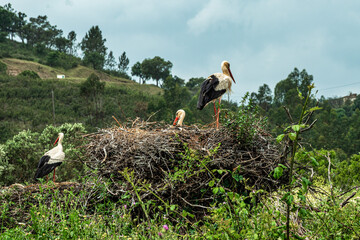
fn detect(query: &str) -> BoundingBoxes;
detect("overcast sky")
[3,0,360,103]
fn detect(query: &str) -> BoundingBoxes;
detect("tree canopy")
[81,25,107,70]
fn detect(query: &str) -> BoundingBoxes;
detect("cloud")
[187,0,242,35]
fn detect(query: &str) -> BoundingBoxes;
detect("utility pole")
[52,89,55,125]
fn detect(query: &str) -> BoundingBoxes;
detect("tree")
[162,75,190,113]
[80,73,106,124]
[105,51,116,71]
[251,84,272,111]
[54,36,70,53]
[81,25,107,70]
[23,15,62,48]
[141,56,172,87]
[273,68,313,107]
[67,31,77,55]
[185,77,205,90]
[118,51,129,73]
[131,61,144,84]
[0,4,18,41]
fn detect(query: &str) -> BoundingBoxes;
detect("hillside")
[0,58,163,95]
[0,58,166,143]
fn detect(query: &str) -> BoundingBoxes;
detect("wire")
[318,82,360,91]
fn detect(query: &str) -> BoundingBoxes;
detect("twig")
[101,147,107,163]
[336,186,360,198]
[300,119,318,133]
[112,115,122,127]
[179,196,211,209]
[283,106,294,123]
[146,110,160,122]
[325,152,336,205]
[340,192,357,207]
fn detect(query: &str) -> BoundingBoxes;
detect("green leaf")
[278,164,287,169]
[208,180,215,187]
[273,167,284,179]
[212,187,219,194]
[287,194,294,205]
[308,106,322,112]
[310,157,319,166]
[298,194,306,202]
[301,177,311,186]
[276,134,285,143]
[170,205,176,211]
[292,125,300,132]
[288,132,297,141]
[232,173,243,182]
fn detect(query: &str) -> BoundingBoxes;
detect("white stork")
[197,61,236,129]
[34,132,65,182]
[172,109,186,127]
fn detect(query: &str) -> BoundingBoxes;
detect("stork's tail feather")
[34,162,62,180]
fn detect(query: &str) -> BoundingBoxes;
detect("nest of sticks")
[82,120,287,220]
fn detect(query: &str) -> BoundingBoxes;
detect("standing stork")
[197,61,236,129]
[172,109,186,127]
[34,132,65,182]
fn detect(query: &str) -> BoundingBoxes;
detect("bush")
[0,123,86,185]
[0,61,7,74]
[18,70,40,79]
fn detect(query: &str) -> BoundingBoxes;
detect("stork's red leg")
[53,168,56,182]
[213,101,217,117]
[216,98,222,129]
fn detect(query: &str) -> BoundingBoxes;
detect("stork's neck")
[221,66,233,81]
[178,113,185,126]
[58,134,64,146]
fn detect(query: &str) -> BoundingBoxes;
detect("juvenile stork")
[172,109,186,127]
[197,61,236,129]
[34,132,65,182]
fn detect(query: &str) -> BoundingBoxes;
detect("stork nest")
[82,121,287,220]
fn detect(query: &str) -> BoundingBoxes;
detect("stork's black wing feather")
[197,75,226,110]
[37,155,50,168]
[35,155,52,180]
[34,162,62,180]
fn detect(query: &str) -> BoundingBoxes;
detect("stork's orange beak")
[229,68,236,84]
[173,117,179,126]
[54,137,59,146]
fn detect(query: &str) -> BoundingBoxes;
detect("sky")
[3,0,360,103]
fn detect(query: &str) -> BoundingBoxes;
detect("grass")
[0,177,359,239]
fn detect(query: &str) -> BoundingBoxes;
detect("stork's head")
[54,132,64,145]
[173,109,186,126]
[221,61,236,84]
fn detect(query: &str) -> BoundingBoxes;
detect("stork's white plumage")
[34,132,65,182]
[173,109,186,127]
[197,61,236,129]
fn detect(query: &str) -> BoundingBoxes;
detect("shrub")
[18,70,40,79]
[0,61,6,74]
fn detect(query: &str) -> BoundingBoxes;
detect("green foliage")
[18,70,39,79]
[80,73,106,124]
[141,56,172,86]
[46,51,79,69]
[0,61,6,74]
[223,92,266,145]
[0,123,86,185]
[334,153,360,189]
[118,51,129,73]
[81,25,107,70]
[23,15,62,48]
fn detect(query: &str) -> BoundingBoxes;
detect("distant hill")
[0,57,165,143]
[0,58,162,94]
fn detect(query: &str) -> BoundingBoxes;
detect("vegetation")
[0,3,359,239]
